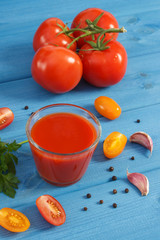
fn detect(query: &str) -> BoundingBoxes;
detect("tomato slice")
[0,208,30,232]
[36,195,66,226]
[0,107,14,130]
[103,132,127,158]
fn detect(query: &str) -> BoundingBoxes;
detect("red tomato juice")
[30,112,98,186]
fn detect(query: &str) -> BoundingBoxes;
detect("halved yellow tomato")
[103,132,127,158]
[0,208,30,232]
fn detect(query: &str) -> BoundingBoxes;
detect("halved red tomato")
[36,195,66,226]
[0,107,14,130]
[0,208,30,232]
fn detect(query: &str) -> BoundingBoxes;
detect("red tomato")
[33,18,77,52]
[79,40,127,87]
[36,195,66,226]
[31,45,83,94]
[71,8,119,48]
[0,107,14,130]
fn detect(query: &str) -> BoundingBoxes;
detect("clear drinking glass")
[26,104,101,186]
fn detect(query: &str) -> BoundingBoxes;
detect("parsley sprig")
[0,139,28,198]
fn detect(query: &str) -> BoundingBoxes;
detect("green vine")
[56,12,127,50]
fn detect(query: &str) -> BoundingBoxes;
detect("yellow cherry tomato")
[94,96,121,120]
[0,208,30,232]
[103,132,127,158]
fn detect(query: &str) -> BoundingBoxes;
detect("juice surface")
[31,112,97,154]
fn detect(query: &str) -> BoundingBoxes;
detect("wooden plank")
[0,166,160,240]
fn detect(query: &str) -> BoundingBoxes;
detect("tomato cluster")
[31,8,127,94]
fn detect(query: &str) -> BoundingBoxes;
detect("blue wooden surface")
[0,0,160,239]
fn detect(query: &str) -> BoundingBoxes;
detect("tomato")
[0,208,30,232]
[103,132,127,159]
[33,18,77,52]
[94,96,121,120]
[36,195,66,226]
[79,40,127,87]
[0,107,14,130]
[71,8,119,48]
[31,45,83,94]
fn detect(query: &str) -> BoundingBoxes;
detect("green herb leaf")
[6,158,16,175]
[8,153,18,165]
[6,140,21,152]
[3,181,16,198]
[0,153,8,172]
[4,173,20,184]
[0,139,23,198]
[0,140,7,155]
[0,174,4,192]
[2,173,20,198]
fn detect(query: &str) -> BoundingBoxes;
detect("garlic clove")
[129,131,153,154]
[127,170,149,196]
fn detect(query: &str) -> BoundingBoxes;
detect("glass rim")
[26,103,101,156]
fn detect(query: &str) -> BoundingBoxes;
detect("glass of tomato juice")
[26,104,101,186]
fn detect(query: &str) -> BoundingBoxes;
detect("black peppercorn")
[99,200,103,204]
[125,188,129,193]
[113,203,117,208]
[131,156,135,160]
[109,167,114,172]
[136,119,140,123]
[113,189,117,194]
[112,176,117,181]
[24,106,29,110]
[84,207,88,211]
[86,193,91,198]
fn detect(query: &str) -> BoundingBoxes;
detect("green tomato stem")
[67,27,127,49]
[64,28,90,34]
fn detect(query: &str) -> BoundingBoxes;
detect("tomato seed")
[0,117,7,125]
